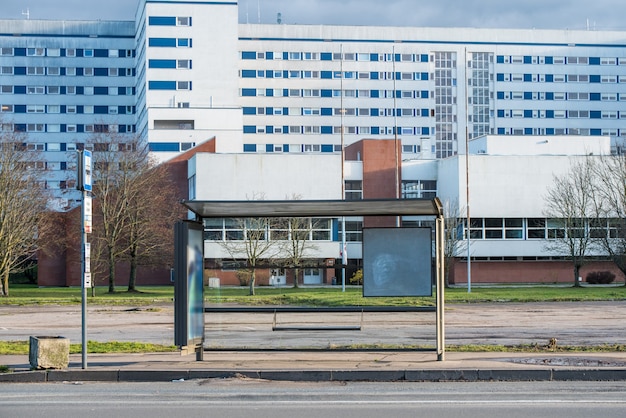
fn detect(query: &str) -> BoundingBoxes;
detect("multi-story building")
[3,0,626,285]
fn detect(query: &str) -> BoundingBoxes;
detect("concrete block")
[29,336,70,370]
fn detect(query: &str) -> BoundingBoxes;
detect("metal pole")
[464,49,472,293]
[80,184,88,369]
[435,210,445,361]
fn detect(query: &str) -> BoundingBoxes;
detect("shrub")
[586,271,616,285]
[349,269,363,285]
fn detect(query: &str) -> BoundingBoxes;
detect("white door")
[303,268,322,285]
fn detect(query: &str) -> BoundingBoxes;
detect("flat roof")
[182,198,443,218]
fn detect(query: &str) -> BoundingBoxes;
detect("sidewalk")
[2,350,626,382]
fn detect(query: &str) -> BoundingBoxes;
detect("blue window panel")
[421,108,429,117]
[14,67,26,75]
[243,107,256,115]
[420,90,429,98]
[266,89,273,97]
[149,81,176,90]
[283,126,288,133]
[546,110,554,118]
[76,49,84,57]
[420,54,429,62]
[524,92,532,100]
[371,108,379,116]
[14,86,26,94]
[149,142,180,152]
[266,125,273,133]
[283,107,289,115]
[149,38,176,47]
[395,90,401,98]
[283,52,288,60]
[265,70,273,78]
[321,126,332,134]
[371,90,379,98]
[421,127,430,135]
[14,124,26,132]
[524,56,532,64]
[94,49,108,58]
[497,73,504,81]
[75,67,83,76]
[321,144,333,152]
[591,129,602,136]
[94,106,108,114]
[545,56,553,64]
[321,52,332,61]
[177,38,191,47]
[283,71,289,78]
[60,86,66,94]
[590,111,601,119]
[590,75,601,83]
[243,126,256,134]
[241,69,256,78]
[546,128,555,135]
[241,51,256,59]
[371,126,380,135]
[61,106,66,113]
[119,125,127,133]
[370,53,379,62]
[589,57,601,65]
[321,108,332,116]
[497,110,505,117]
[118,106,127,114]
[76,86,84,95]
[243,144,257,152]
[149,16,176,25]
[283,89,289,97]
[118,87,126,95]
[14,105,26,113]
[497,91,505,99]
[60,161,67,171]
[77,125,85,133]
[281,144,288,152]
[321,71,332,79]
[524,128,533,135]
[523,74,532,82]
[94,87,108,95]
[394,53,401,62]
[546,92,554,100]
[14,48,26,56]
[496,55,505,63]
[545,74,554,82]
[395,72,401,81]
[421,72,429,80]
[77,106,84,114]
[321,89,332,97]
[266,144,274,152]
[590,93,601,101]
[149,59,176,69]
[241,88,256,96]
[497,128,506,134]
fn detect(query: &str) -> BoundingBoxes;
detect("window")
[177,16,191,26]
[1,104,13,113]
[47,67,60,76]
[66,48,76,57]
[177,38,192,47]
[27,124,44,132]
[66,86,76,95]
[177,81,191,90]
[339,221,363,242]
[0,66,12,75]
[83,49,94,57]
[345,180,362,200]
[47,105,60,113]
[27,67,45,75]
[66,67,76,76]
[47,86,60,94]
[1,48,13,56]
[177,59,191,69]
[27,48,45,56]
[27,86,45,94]
[27,105,45,113]
[109,68,118,76]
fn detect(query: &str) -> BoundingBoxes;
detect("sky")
[4,0,626,31]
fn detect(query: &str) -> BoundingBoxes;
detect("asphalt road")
[2,380,626,418]
[1,301,625,349]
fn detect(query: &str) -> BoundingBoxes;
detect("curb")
[2,368,626,383]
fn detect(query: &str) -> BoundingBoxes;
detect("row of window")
[497,55,626,66]
[243,125,431,136]
[203,218,334,242]
[148,81,192,90]
[148,59,192,69]
[238,144,432,155]
[9,141,135,153]
[241,69,430,81]
[148,16,192,26]
[241,51,431,63]
[240,88,430,99]
[467,218,625,240]
[496,73,626,83]
[496,91,626,101]
[3,123,134,134]
[0,47,133,58]
[0,85,135,95]
[243,107,433,117]
[496,127,622,136]
[148,38,193,48]
[1,104,135,115]
[497,109,626,120]
[1,66,134,77]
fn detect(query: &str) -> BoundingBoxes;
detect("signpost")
[77,150,92,369]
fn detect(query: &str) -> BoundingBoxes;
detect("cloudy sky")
[4,0,626,31]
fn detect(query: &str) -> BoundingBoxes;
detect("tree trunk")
[1,271,8,297]
[574,264,582,287]
[108,247,116,293]
[128,249,138,292]
[293,267,299,288]
[249,271,256,296]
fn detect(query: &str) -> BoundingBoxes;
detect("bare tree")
[275,216,323,288]
[544,158,595,286]
[442,199,467,287]
[587,154,626,283]
[220,217,277,295]
[0,132,50,296]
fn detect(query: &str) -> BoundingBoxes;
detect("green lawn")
[1,283,625,306]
